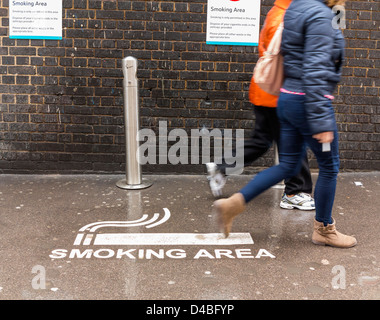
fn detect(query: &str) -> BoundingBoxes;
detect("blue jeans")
[240,93,340,225]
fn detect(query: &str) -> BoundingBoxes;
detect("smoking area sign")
[206,0,261,46]
[9,0,62,40]
[49,208,276,260]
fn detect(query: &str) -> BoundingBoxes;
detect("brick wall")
[0,0,379,174]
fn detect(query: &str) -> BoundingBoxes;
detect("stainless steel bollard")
[116,57,152,190]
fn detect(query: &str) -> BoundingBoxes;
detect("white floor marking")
[93,232,254,246]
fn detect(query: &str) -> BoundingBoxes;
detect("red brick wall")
[0,0,379,173]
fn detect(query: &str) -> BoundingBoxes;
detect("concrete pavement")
[0,172,379,300]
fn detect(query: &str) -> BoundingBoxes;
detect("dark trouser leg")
[218,106,276,174]
[271,110,313,196]
[219,104,313,195]
[283,155,313,195]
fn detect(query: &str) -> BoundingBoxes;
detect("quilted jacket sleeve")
[302,12,336,135]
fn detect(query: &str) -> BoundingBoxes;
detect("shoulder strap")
[266,22,283,55]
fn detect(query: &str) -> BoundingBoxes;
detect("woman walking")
[214,0,357,248]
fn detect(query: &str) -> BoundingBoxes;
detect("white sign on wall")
[206,0,261,46]
[9,0,62,40]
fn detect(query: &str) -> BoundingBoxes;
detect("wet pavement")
[0,171,379,301]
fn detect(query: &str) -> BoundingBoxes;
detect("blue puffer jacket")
[281,0,345,135]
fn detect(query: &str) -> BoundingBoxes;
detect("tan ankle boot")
[213,193,246,238]
[312,219,357,248]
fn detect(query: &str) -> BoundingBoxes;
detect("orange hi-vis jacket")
[249,0,292,108]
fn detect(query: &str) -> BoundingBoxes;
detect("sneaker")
[206,162,226,197]
[280,192,315,210]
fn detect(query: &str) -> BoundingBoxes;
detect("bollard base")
[116,178,153,190]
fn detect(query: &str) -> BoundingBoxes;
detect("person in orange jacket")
[207,0,314,210]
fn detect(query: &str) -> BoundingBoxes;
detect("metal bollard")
[116,57,152,190]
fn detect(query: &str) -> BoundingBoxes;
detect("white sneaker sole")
[280,202,315,211]
[206,163,226,198]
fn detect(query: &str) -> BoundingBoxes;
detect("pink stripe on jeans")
[280,88,334,100]
[280,88,305,95]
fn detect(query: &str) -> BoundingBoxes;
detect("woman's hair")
[325,0,347,7]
